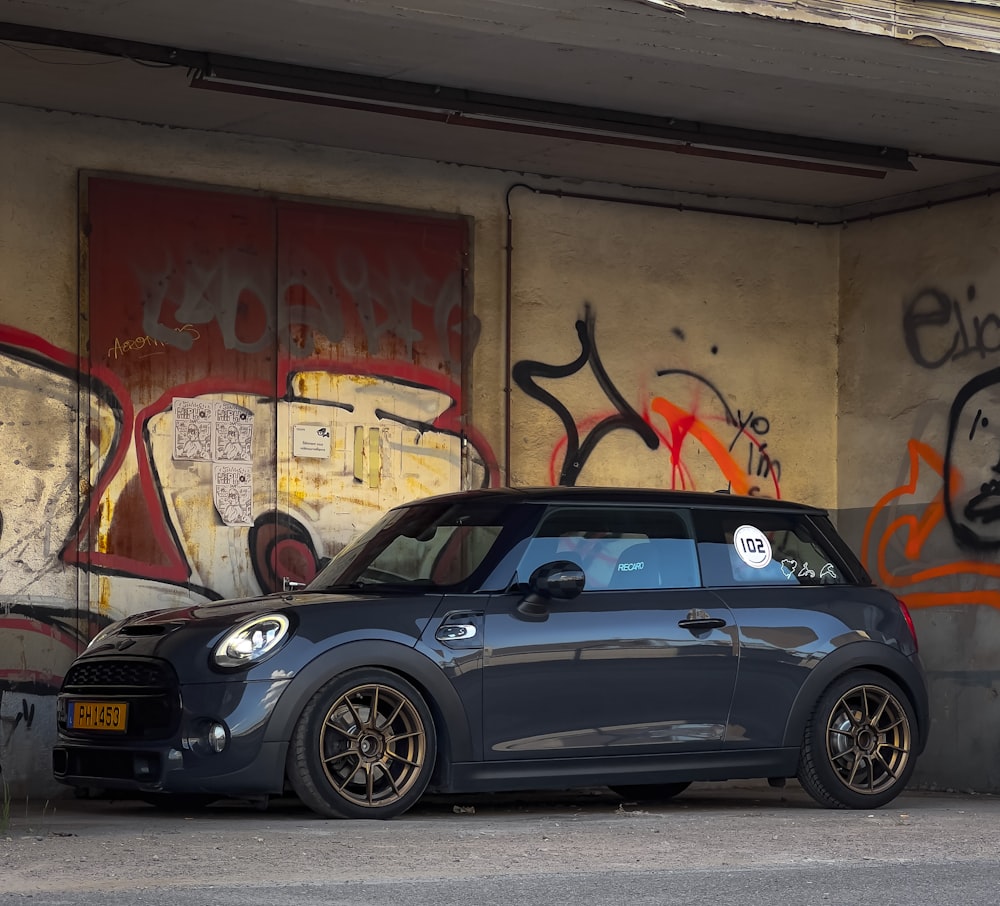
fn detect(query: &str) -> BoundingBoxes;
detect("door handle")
[678,617,727,631]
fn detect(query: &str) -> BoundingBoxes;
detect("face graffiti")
[861,286,1000,611]
[945,367,1000,548]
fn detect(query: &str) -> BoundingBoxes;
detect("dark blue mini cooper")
[53,488,928,818]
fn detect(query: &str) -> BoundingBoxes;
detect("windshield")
[309,498,515,591]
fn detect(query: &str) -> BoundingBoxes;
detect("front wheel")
[287,668,437,819]
[797,670,917,809]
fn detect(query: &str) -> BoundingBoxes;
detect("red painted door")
[83,177,487,611]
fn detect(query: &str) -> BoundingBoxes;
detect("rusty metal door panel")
[84,177,278,605]
[274,202,481,570]
[81,177,491,615]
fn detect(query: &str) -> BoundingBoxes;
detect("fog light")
[208,722,227,753]
[184,720,229,755]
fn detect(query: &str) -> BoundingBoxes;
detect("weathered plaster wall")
[0,102,497,796]
[839,196,1000,790]
[507,190,839,504]
[0,102,841,796]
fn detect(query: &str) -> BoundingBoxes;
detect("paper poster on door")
[213,464,253,526]
[213,402,254,463]
[172,398,214,462]
[172,399,255,524]
[173,399,254,463]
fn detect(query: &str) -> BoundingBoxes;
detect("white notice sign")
[293,424,333,459]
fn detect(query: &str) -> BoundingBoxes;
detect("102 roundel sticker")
[733,524,772,569]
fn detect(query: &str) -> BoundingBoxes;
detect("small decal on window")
[734,524,772,569]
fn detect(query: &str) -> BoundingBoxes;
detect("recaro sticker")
[733,524,772,569]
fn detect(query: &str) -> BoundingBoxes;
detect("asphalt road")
[2,782,998,905]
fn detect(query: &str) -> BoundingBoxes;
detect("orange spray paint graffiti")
[516,304,782,496]
[862,360,1000,609]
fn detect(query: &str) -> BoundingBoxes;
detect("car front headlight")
[212,614,290,669]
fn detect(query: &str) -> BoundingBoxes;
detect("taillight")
[896,596,918,652]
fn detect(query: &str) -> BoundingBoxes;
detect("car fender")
[262,639,473,763]
[779,641,929,753]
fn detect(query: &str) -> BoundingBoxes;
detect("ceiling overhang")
[2,1,1000,219]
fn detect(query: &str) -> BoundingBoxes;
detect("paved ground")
[1,781,998,904]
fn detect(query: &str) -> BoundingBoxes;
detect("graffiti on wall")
[79,179,496,604]
[513,304,782,496]
[863,282,1000,609]
[0,326,119,695]
[0,181,498,720]
[902,283,1000,370]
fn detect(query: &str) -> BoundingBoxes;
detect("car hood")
[122,590,403,628]
[75,589,444,683]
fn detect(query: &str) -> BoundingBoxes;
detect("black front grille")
[64,659,172,691]
[60,658,180,741]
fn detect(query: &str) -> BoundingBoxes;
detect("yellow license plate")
[68,701,128,732]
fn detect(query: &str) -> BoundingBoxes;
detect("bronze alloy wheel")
[797,669,918,809]
[824,682,912,796]
[289,668,437,819]
[317,681,429,809]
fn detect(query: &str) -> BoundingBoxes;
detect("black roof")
[403,486,825,514]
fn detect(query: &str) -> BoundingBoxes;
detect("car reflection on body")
[53,487,928,818]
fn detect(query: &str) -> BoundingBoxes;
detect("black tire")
[287,668,437,819]
[609,782,691,802]
[797,669,917,809]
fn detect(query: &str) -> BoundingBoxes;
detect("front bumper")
[52,656,290,796]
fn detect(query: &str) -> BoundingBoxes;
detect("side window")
[514,507,699,591]
[693,509,853,587]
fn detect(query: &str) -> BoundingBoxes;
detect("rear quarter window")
[694,509,855,587]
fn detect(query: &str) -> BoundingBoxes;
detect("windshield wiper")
[311,579,436,594]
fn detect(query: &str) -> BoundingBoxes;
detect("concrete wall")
[2,100,838,796]
[506,190,839,502]
[839,197,1000,791]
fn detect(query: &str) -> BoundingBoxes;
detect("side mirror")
[517,560,585,620]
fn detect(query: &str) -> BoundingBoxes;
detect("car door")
[480,505,738,761]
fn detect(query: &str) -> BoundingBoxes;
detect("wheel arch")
[263,639,472,784]
[779,642,929,754]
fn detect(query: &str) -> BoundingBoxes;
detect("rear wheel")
[287,668,436,819]
[609,781,691,802]
[797,670,916,809]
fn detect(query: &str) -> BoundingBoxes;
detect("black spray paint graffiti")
[10,698,34,732]
[512,303,658,486]
[944,366,1000,549]
[513,304,780,492]
[0,692,36,775]
[904,284,1000,369]
[726,408,782,484]
[899,286,1000,548]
